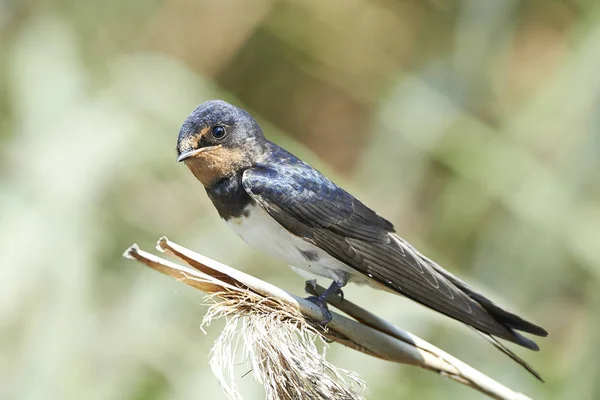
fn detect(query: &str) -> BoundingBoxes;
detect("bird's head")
[176,100,265,187]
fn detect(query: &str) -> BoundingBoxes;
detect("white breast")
[225,204,371,285]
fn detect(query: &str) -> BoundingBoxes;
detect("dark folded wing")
[241,165,543,346]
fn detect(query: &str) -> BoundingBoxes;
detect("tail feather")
[508,328,540,351]
[468,293,548,338]
[474,330,544,382]
[398,238,547,377]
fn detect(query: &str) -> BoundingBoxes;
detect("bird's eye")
[211,125,226,139]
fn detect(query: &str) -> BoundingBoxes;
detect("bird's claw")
[304,279,318,296]
[335,288,344,302]
[306,295,333,326]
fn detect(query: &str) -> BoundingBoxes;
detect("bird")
[176,99,548,380]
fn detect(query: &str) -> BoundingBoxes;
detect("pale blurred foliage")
[0,1,599,399]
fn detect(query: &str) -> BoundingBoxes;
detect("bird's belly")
[225,204,370,285]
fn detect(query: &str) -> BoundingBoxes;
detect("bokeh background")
[1,0,599,399]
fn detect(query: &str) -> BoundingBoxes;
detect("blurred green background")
[1,0,599,399]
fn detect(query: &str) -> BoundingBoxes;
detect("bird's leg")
[305,275,348,325]
[304,279,345,301]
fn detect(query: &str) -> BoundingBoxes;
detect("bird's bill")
[177,145,222,162]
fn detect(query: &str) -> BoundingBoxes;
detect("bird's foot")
[304,280,346,326]
[306,295,333,325]
[304,279,345,302]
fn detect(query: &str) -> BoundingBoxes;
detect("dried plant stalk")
[123,238,533,400]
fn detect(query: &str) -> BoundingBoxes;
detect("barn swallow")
[176,100,547,380]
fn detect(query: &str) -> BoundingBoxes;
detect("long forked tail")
[415,248,548,378]
[391,234,548,377]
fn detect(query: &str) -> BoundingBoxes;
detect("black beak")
[177,145,222,162]
[177,148,203,162]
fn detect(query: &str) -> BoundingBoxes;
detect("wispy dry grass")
[202,290,366,400]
